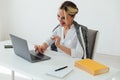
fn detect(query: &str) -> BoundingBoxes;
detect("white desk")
[0,40,120,80]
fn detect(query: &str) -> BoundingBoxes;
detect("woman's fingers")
[34,45,38,51]
[52,35,60,40]
[52,35,61,46]
[34,45,43,53]
[37,45,44,53]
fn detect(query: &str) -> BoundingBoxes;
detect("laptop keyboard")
[36,53,44,57]
[30,54,41,60]
[30,50,45,58]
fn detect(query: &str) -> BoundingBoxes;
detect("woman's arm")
[52,35,71,55]
[57,44,71,55]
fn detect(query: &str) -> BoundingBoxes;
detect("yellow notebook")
[75,59,109,76]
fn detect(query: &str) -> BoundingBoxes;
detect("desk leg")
[11,70,15,80]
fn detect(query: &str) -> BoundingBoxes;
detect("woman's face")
[57,9,74,27]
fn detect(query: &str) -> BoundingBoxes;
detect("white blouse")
[45,24,84,58]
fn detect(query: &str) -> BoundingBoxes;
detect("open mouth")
[60,22,65,26]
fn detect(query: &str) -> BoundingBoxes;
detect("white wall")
[0,0,3,40]
[1,0,120,55]
[78,0,120,56]
[0,0,9,41]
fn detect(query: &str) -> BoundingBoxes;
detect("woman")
[35,1,87,58]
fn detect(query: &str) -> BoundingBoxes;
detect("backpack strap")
[80,25,89,58]
[73,21,86,59]
[73,21,89,59]
[52,24,60,32]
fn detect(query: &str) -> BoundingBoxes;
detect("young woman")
[35,1,87,58]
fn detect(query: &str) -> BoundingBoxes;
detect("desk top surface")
[0,40,120,80]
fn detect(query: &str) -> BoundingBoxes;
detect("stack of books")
[75,59,109,76]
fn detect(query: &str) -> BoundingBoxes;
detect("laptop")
[10,34,51,63]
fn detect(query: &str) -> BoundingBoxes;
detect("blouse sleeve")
[44,28,58,46]
[44,37,54,46]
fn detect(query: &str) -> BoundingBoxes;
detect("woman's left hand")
[51,35,61,47]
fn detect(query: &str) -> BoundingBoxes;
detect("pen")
[55,66,68,71]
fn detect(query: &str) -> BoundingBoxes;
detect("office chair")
[87,29,98,59]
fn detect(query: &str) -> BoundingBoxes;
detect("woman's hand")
[52,35,61,47]
[34,43,48,53]
[34,45,44,53]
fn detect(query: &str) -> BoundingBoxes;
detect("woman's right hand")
[34,45,45,53]
[34,43,48,54]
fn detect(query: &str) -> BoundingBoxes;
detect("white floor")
[0,65,31,80]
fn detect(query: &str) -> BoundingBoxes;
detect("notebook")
[46,66,73,78]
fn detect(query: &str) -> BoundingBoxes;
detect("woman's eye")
[57,15,65,20]
[57,15,60,18]
[61,17,65,20]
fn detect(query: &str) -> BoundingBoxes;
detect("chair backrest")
[87,29,98,59]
